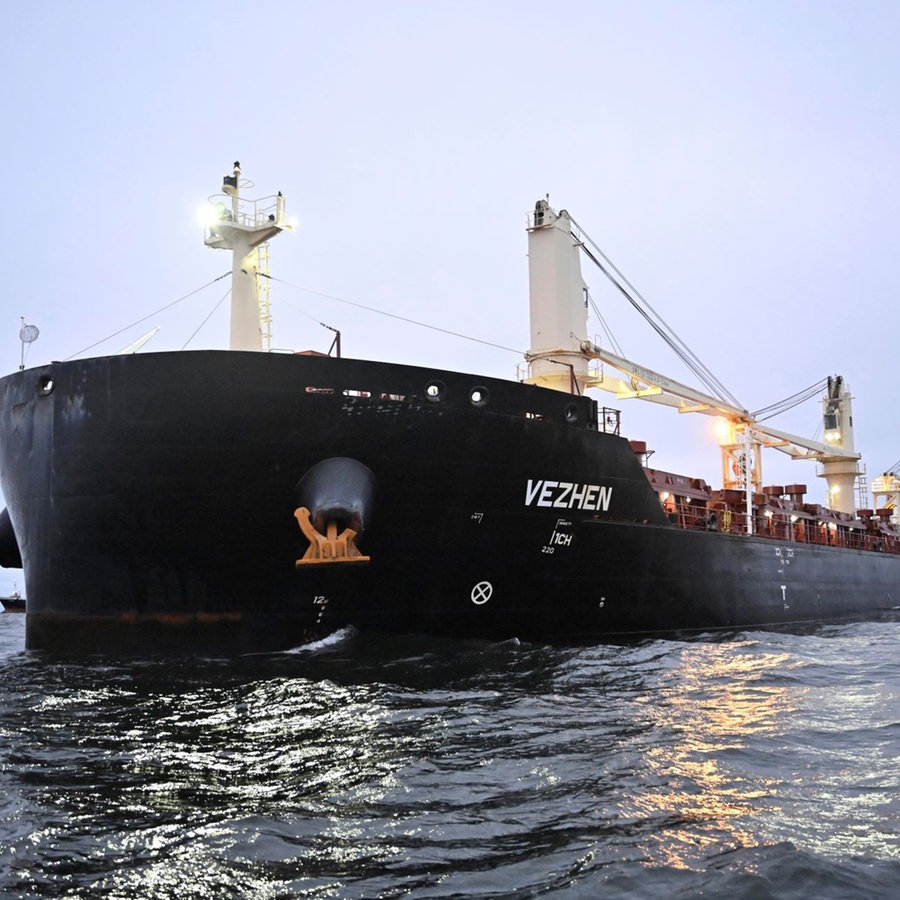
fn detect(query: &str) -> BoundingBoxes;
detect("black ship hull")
[1,351,897,653]
[1,594,25,613]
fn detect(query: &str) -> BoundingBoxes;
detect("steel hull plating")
[1,351,897,653]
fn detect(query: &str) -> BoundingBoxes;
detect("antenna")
[18,318,39,371]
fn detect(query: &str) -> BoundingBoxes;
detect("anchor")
[294,506,371,567]
[292,456,376,568]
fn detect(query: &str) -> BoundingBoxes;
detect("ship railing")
[599,407,620,435]
[667,494,900,552]
[666,496,724,532]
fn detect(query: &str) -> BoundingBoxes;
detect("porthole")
[469,386,489,408]
[564,403,581,425]
[425,380,446,402]
[37,375,54,396]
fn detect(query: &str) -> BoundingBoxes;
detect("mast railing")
[208,192,285,229]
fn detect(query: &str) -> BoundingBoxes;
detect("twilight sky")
[2,0,900,594]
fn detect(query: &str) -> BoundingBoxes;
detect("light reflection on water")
[0,613,898,897]
[631,642,798,868]
[631,636,900,866]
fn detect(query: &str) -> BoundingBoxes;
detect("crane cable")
[570,215,743,410]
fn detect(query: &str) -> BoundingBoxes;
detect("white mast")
[817,376,861,514]
[204,162,288,351]
[523,200,595,394]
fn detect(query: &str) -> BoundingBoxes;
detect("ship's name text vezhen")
[525,479,613,511]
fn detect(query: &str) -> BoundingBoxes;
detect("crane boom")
[524,198,862,521]
[586,344,859,463]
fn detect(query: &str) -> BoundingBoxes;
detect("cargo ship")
[1,164,898,654]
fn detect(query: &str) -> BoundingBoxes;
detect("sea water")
[0,612,898,898]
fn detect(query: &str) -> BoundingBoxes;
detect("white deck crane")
[522,200,861,528]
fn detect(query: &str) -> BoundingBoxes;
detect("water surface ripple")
[1,614,898,898]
